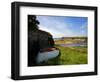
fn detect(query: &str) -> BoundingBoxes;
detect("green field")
[40,45,88,66]
[55,45,88,65]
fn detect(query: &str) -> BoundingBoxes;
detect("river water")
[59,43,87,47]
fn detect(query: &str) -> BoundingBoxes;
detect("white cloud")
[37,16,87,38]
[79,22,87,36]
[39,25,75,38]
[80,22,87,29]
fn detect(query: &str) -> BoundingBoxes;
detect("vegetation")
[55,45,87,65]
[54,37,87,45]
[38,37,88,66]
[39,45,87,66]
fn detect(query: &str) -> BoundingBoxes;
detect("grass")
[40,45,88,66]
[55,45,88,65]
[38,37,88,66]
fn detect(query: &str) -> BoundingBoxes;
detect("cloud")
[79,22,87,36]
[37,16,87,38]
[39,25,75,38]
[80,22,87,29]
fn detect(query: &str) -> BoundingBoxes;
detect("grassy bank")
[40,45,88,66]
[55,45,88,65]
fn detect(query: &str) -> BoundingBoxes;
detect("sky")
[37,15,88,38]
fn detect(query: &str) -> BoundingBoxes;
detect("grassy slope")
[40,45,88,66]
[55,45,88,65]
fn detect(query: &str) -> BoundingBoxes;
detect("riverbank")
[40,45,88,65]
[54,37,87,45]
[36,37,88,65]
[55,45,88,65]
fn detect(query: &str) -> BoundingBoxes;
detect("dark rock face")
[38,30,55,50]
[28,15,56,66]
[28,29,55,66]
[28,30,39,66]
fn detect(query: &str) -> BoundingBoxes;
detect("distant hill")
[61,36,87,39]
[54,36,87,45]
[54,38,62,40]
[54,36,87,40]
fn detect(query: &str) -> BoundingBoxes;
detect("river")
[59,43,87,47]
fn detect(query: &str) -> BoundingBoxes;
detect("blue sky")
[37,15,88,38]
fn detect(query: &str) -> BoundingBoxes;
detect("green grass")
[55,45,88,65]
[38,45,88,66]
